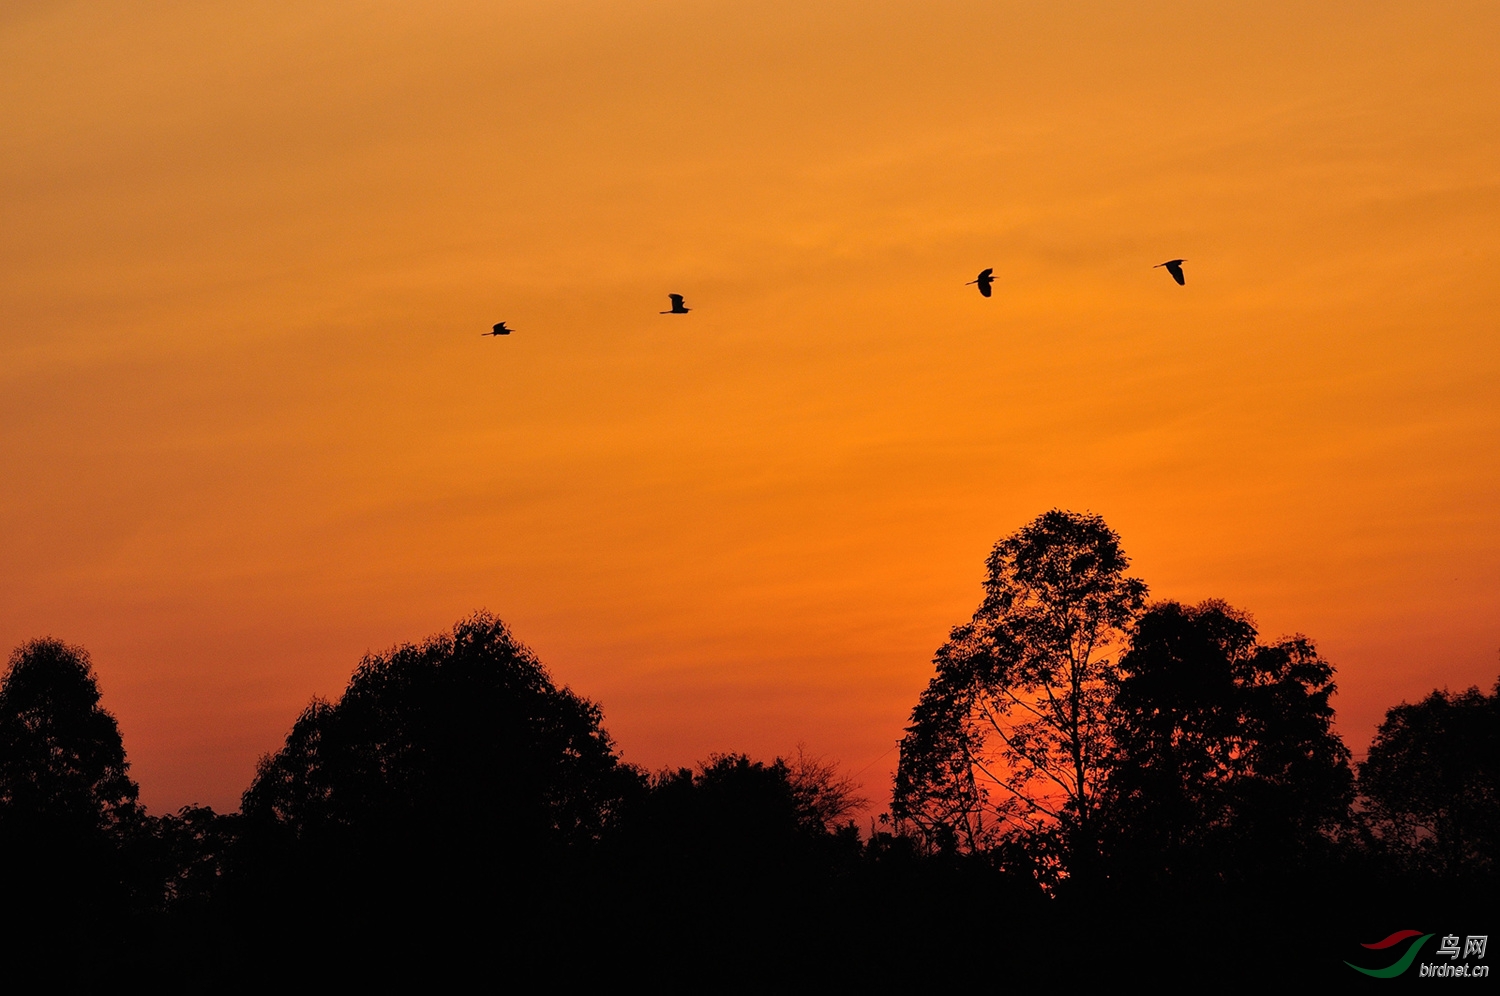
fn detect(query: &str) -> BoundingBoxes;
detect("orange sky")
[3,1,1497,814]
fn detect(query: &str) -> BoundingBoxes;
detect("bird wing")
[1167,262,1185,285]
[979,283,992,297]
[668,294,684,307]
[979,268,993,280]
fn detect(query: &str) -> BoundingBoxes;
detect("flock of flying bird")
[482,260,1187,336]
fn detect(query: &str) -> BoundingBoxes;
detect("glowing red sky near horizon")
[3,1,1497,814]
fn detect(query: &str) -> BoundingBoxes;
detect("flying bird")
[484,322,513,336]
[966,268,995,298]
[660,294,691,314]
[1155,259,1186,285]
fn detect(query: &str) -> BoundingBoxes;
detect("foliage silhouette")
[892,510,1146,875]
[0,601,1483,982]
[0,639,142,902]
[1100,600,1355,887]
[147,804,240,910]
[620,751,862,875]
[237,612,641,928]
[596,751,869,984]
[0,638,140,834]
[1359,677,1499,879]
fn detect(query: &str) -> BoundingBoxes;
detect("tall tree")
[0,638,142,917]
[893,510,1147,873]
[0,638,140,830]
[1359,678,1499,878]
[1101,600,1354,884]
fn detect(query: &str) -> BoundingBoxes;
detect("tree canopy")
[240,612,640,893]
[1101,600,1354,885]
[0,638,140,836]
[0,638,143,924]
[892,510,1147,867]
[625,751,863,869]
[1359,678,1499,879]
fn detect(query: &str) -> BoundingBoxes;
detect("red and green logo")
[1346,930,1434,978]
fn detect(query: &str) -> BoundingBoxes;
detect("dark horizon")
[1,511,1493,983]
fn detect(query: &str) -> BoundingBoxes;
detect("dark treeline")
[1,511,1494,983]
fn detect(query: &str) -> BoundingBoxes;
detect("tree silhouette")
[0,638,143,923]
[150,804,239,909]
[892,510,1147,876]
[622,752,862,874]
[787,747,865,828]
[1359,678,1499,879]
[1100,600,1354,885]
[0,638,140,828]
[238,612,640,914]
[596,752,866,983]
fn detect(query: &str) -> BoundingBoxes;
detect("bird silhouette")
[966,268,995,298]
[484,322,513,336]
[660,294,691,314]
[1155,259,1186,285]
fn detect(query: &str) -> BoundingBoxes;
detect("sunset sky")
[3,1,1497,814]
